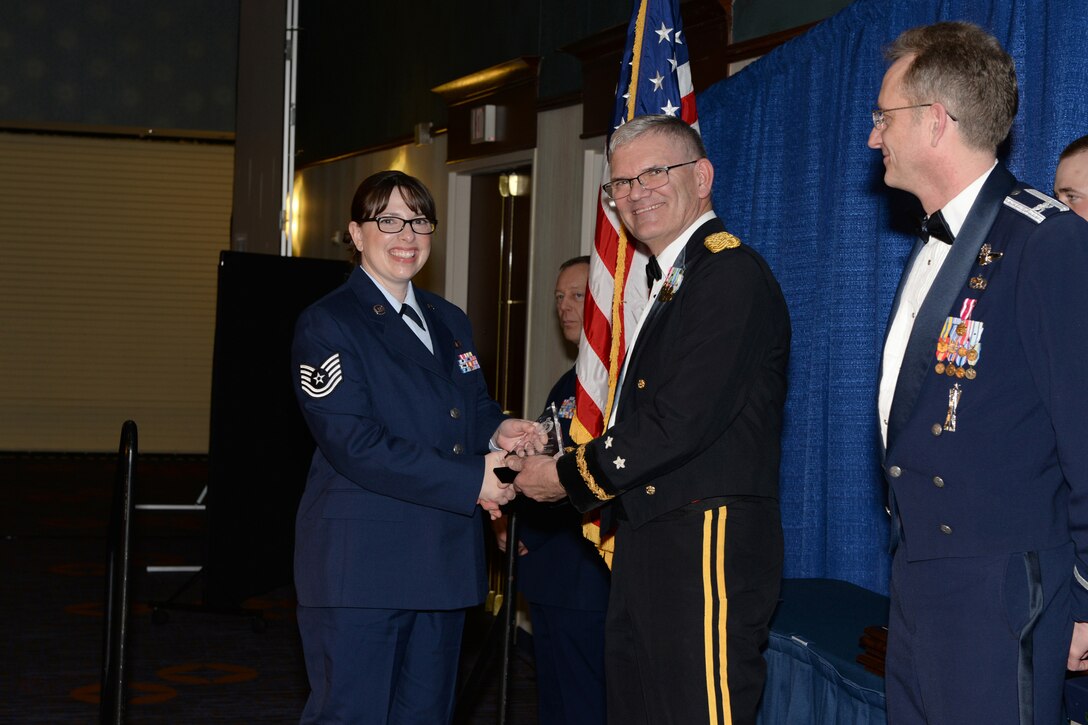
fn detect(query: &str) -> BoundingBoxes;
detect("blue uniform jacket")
[291,267,505,610]
[883,164,1088,617]
[516,368,610,610]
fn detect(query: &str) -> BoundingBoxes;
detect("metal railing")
[100,420,137,724]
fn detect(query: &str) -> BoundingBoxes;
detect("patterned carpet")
[1,453,539,724]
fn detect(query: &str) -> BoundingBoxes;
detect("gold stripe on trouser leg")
[703,507,731,724]
[716,509,730,722]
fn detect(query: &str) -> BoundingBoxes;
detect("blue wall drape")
[698,0,1088,593]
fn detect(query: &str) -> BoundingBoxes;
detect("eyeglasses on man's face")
[871,103,959,129]
[361,216,437,234]
[602,159,700,200]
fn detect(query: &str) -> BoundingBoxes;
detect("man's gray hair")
[607,115,707,161]
[885,22,1017,152]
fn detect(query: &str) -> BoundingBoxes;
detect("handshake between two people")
[477,418,570,520]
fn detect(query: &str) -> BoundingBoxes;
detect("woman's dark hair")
[345,170,438,263]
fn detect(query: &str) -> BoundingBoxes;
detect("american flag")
[571,0,699,445]
[572,0,698,557]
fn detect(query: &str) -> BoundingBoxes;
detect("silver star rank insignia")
[300,354,343,398]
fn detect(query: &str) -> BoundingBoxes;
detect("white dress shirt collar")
[359,266,433,353]
[939,160,998,239]
[650,210,717,283]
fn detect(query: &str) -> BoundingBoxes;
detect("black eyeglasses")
[361,216,437,234]
[871,104,958,129]
[602,160,700,199]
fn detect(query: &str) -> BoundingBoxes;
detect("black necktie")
[919,210,955,244]
[400,304,424,329]
[646,255,662,288]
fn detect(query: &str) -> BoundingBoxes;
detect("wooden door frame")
[444,149,536,311]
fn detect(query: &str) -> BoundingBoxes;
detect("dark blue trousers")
[604,498,781,725]
[297,606,465,724]
[885,542,1073,724]
[529,602,607,725]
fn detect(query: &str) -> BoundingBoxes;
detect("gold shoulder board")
[704,232,741,253]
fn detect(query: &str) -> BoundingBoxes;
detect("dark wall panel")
[733,0,853,42]
[295,0,630,164]
[0,0,239,132]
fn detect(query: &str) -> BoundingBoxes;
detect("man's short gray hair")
[885,22,1017,152]
[608,115,707,161]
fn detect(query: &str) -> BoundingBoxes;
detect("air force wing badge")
[300,353,343,398]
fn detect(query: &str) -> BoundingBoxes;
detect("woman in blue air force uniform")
[291,170,536,724]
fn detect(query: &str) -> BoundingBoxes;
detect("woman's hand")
[478,450,516,520]
[493,419,547,456]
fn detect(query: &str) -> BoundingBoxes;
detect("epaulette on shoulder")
[704,231,741,253]
[1003,187,1070,224]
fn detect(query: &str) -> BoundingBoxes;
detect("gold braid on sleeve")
[577,444,614,501]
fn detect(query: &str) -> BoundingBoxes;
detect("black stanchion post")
[497,510,520,724]
[453,506,524,724]
[100,420,137,724]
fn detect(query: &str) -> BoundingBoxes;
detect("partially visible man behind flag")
[572,0,699,559]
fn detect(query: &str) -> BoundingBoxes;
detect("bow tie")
[646,255,662,288]
[400,304,424,329]
[919,210,955,245]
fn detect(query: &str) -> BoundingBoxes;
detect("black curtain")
[204,251,350,606]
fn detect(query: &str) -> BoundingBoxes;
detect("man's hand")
[1068,621,1088,671]
[507,454,566,502]
[477,498,503,521]
[478,450,516,520]
[494,418,547,456]
[490,517,528,555]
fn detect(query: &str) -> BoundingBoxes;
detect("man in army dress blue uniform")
[511,115,791,725]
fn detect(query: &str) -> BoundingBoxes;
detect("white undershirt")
[878,162,996,446]
[360,266,433,353]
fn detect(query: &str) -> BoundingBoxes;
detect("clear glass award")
[494,403,566,485]
[537,401,565,457]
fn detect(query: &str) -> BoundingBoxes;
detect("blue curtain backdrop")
[698,0,1088,594]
